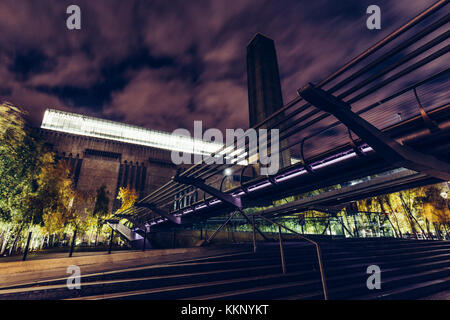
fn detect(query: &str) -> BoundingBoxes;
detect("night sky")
[0,0,443,134]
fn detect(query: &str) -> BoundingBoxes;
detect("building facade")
[39,109,221,213]
[38,33,292,215]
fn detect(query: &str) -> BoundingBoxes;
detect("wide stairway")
[0,238,449,300]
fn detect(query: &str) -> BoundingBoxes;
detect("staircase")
[106,221,151,250]
[0,238,448,300]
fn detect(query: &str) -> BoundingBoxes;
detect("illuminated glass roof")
[41,109,222,155]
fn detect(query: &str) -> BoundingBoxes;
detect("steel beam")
[174,172,272,242]
[135,203,182,224]
[299,83,450,180]
[173,173,242,209]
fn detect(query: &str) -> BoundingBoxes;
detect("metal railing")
[256,214,328,300]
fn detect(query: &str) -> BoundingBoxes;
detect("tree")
[0,102,44,254]
[116,186,138,212]
[0,102,82,254]
[94,185,110,217]
[92,185,110,245]
[417,185,450,239]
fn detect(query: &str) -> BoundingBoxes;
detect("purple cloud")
[0,0,444,150]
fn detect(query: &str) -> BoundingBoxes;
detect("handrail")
[256,214,328,300]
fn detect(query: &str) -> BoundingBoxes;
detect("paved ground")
[0,245,250,289]
[420,291,450,300]
[0,247,129,262]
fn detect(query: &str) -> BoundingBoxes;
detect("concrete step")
[1,240,448,291]
[177,243,450,266]
[63,258,450,300]
[3,245,447,294]
[361,277,450,300]
[5,255,448,300]
[1,239,448,300]
[188,265,450,300]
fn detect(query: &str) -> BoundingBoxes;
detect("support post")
[173,174,242,208]
[278,225,286,274]
[69,229,77,258]
[142,228,147,252]
[22,232,32,261]
[252,215,257,253]
[172,229,176,248]
[108,228,114,254]
[353,214,360,238]
[321,220,330,235]
[340,217,346,237]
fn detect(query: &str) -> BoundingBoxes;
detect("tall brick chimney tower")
[247,33,291,169]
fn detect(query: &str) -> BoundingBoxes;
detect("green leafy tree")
[0,102,44,253]
[0,102,81,254]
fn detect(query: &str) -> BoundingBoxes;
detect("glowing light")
[41,109,222,155]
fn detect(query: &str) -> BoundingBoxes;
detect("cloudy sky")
[0,0,444,134]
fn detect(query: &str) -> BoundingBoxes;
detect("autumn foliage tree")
[0,102,46,253]
[417,185,450,239]
[0,102,80,254]
[117,186,138,212]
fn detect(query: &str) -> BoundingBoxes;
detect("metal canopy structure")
[114,0,449,230]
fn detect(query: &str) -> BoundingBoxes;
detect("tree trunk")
[40,234,46,249]
[410,212,428,239]
[433,222,442,240]
[343,214,354,237]
[425,219,432,240]
[444,224,450,239]
[386,215,398,237]
[377,198,399,238]
[9,223,25,255]
[0,230,4,250]
[95,224,101,246]
[385,197,403,238]
[0,228,11,255]
[398,193,418,239]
